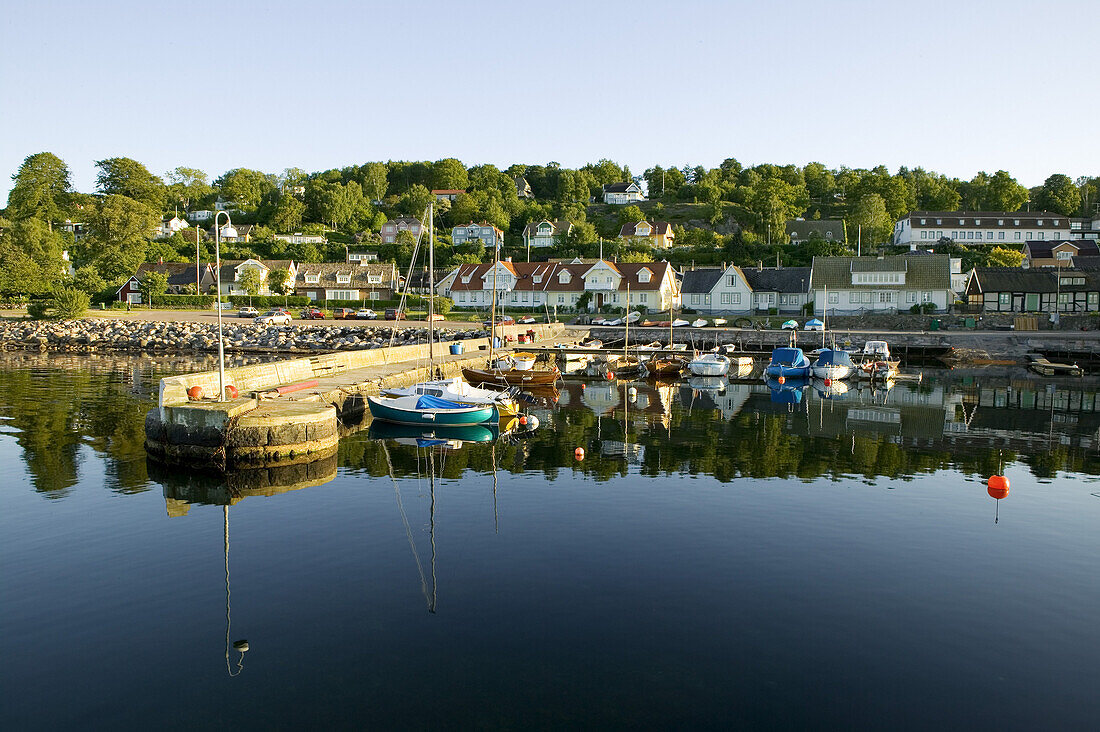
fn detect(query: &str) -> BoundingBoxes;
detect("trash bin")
[449,343,464,355]
[929,318,940,331]
[964,316,976,329]
[99,302,106,311]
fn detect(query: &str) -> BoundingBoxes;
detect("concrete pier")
[145,322,566,470]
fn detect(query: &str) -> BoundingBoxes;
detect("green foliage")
[1034,174,1081,216]
[95,157,166,211]
[267,267,291,295]
[271,194,305,232]
[432,296,453,315]
[72,266,106,296]
[79,194,159,283]
[166,167,212,210]
[137,270,169,307]
[237,268,263,303]
[618,205,646,226]
[215,168,277,210]
[430,158,469,191]
[986,246,1025,268]
[6,152,72,223]
[848,193,892,245]
[53,288,90,319]
[397,185,433,218]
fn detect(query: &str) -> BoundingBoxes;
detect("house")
[443,258,678,312]
[217,259,297,297]
[618,220,675,249]
[156,215,190,239]
[785,218,845,245]
[1022,239,1100,268]
[188,210,214,222]
[743,266,812,313]
[602,182,645,205]
[380,216,424,244]
[964,267,1100,313]
[431,189,465,202]
[522,220,572,249]
[893,211,1071,247]
[404,268,454,295]
[207,223,254,243]
[1069,215,1100,240]
[680,266,753,314]
[515,176,533,199]
[58,220,88,241]
[452,221,504,250]
[274,232,327,246]
[115,262,218,303]
[811,254,953,314]
[295,262,398,302]
[346,250,379,264]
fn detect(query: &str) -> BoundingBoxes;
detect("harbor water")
[2,352,1100,728]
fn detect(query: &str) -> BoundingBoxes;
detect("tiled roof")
[125,262,212,290]
[218,259,295,280]
[619,221,672,237]
[296,262,396,287]
[447,259,671,293]
[680,268,725,294]
[743,266,811,293]
[1025,240,1100,258]
[967,268,1057,294]
[522,220,571,237]
[905,211,1068,229]
[602,182,638,193]
[810,255,951,290]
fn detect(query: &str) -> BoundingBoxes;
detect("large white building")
[810,254,954,314]
[894,211,1071,247]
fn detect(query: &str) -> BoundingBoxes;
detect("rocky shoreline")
[0,318,488,354]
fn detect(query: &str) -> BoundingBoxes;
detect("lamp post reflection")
[224,504,249,676]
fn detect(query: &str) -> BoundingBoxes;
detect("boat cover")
[814,349,855,367]
[770,348,809,367]
[415,394,467,410]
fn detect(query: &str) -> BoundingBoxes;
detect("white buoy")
[628,387,637,401]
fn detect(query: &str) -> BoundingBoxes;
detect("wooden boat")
[731,356,754,378]
[367,420,500,446]
[688,352,730,376]
[608,354,645,375]
[463,364,560,386]
[367,394,498,426]
[647,356,687,377]
[1027,354,1083,377]
[712,318,727,327]
[858,359,898,381]
[765,347,811,379]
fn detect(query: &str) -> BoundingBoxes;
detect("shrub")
[921,302,936,314]
[27,300,51,320]
[54,288,90,320]
[910,304,922,314]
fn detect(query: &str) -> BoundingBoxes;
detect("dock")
[145,322,566,471]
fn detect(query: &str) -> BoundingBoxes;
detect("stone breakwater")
[0,319,487,354]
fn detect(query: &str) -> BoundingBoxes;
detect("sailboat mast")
[489,239,498,362]
[624,282,630,360]
[428,203,435,368]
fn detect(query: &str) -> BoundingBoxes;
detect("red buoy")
[606,371,615,381]
[187,386,204,401]
[225,384,239,399]
[987,475,1010,499]
[824,378,832,386]
[575,447,585,460]
[519,415,528,426]
[778,376,786,385]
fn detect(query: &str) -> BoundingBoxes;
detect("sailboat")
[648,303,688,377]
[462,239,560,387]
[607,283,644,375]
[368,204,500,426]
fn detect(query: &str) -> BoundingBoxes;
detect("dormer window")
[1054,219,1060,225]
[305,273,320,284]
[336,274,351,285]
[1038,219,1044,225]
[1014,219,1020,225]
[998,219,1004,225]
[462,273,472,284]
[559,271,571,284]
[533,274,542,284]
[959,219,965,225]
[638,269,652,283]
[975,219,981,225]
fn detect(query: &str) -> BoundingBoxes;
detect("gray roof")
[905,211,1067,230]
[967,268,1056,295]
[218,259,295,281]
[1025,240,1100,258]
[785,219,845,241]
[297,262,396,287]
[680,268,725,294]
[602,182,639,193]
[743,266,811,293]
[811,255,951,290]
[522,220,572,237]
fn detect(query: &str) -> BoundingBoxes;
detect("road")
[81,309,473,327]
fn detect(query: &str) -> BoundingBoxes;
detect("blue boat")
[765,377,808,403]
[366,394,498,426]
[765,347,812,379]
[810,349,855,380]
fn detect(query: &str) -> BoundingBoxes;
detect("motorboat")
[635,341,664,361]
[811,349,855,380]
[688,352,731,376]
[672,319,690,327]
[730,356,754,378]
[691,318,708,328]
[368,420,500,446]
[367,394,498,426]
[712,318,727,327]
[858,359,898,381]
[626,311,642,324]
[381,377,519,417]
[765,347,812,379]
[862,340,892,360]
[765,377,808,403]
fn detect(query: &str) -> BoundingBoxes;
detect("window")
[1053,219,1060,225]
[998,232,1005,240]
[975,219,981,225]
[779,294,788,305]
[922,291,932,303]
[558,295,564,303]
[1089,292,1098,305]
[726,275,736,286]
[559,271,571,284]
[861,292,872,304]
[848,292,859,303]
[458,292,466,302]
[731,293,741,304]
[906,291,916,303]
[638,269,651,283]
[828,292,838,304]
[1015,232,1021,240]
[1057,251,1073,260]
[704,294,711,305]
[721,293,731,304]
[959,219,965,225]
[367,275,382,284]
[691,294,700,305]
[1037,232,1045,240]
[328,290,356,300]
[1014,219,1020,225]
[1026,232,1032,240]
[533,274,542,284]
[998,219,1004,225]
[920,218,926,224]
[920,231,927,240]
[936,218,942,224]
[1038,219,1044,225]
[999,293,1010,305]
[967,232,974,240]
[951,231,957,239]
[305,274,320,284]
[987,231,993,240]
[640,294,647,303]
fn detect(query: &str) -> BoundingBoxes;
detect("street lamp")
[214,211,232,401]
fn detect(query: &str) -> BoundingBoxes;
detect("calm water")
[2,352,1100,729]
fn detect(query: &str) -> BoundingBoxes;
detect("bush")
[921,302,936,314]
[27,300,51,320]
[27,288,90,321]
[910,304,922,314]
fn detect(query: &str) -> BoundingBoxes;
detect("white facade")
[894,211,1071,247]
[188,210,214,222]
[274,233,326,245]
[452,222,503,249]
[156,216,189,238]
[603,182,645,205]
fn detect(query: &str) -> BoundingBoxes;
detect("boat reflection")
[367,420,499,448]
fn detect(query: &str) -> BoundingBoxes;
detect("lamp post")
[214,211,231,401]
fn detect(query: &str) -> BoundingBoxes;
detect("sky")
[1,0,1096,203]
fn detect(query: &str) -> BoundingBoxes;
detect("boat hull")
[462,367,560,386]
[366,396,498,426]
[811,364,851,380]
[765,365,810,379]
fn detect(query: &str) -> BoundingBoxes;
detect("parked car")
[483,315,515,327]
[384,308,406,320]
[254,310,292,325]
[332,308,355,320]
[237,306,258,318]
[299,307,326,320]
[355,308,377,320]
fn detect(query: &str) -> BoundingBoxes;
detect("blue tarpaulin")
[415,394,465,410]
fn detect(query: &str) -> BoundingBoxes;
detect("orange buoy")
[988,475,1010,492]
[824,378,832,386]
[187,386,204,401]
[519,415,528,426]
[225,384,239,399]
[777,376,785,385]
[575,447,585,460]
[606,371,615,381]
[581,383,586,390]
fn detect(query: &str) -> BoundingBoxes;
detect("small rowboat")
[367,394,498,426]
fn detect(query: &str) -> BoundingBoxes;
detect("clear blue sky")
[1,0,1096,202]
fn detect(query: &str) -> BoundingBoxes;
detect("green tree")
[52,288,89,320]
[6,152,72,224]
[1035,174,1081,216]
[359,162,389,202]
[618,205,646,226]
[803,162,835,202]
[95,157,166,211]
[430,158,469,191]
[72,266,106,297]
[138,270,169,307]
[985,170,1029,212]
[987,246,1025,267]
[398,184,433,218]
[267,267,291,295]
[271,193,305,231]
[165,167,212,210]
[848,193,892,244]
[0,236,48,298]
[80,194,159,283]
[238,268,263,306]
[747,177,804,241]
[215,168,276,210]
[6,218,67,274]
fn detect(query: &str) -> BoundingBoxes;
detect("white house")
[187,210,214,222]
[602,182,645,205]
[680,266,752,314]
[522,220,572,249]
[810,254,953,314]
[274,232,327,246]
[217,259,298,297]
[156,215,190,239]
[452,221,504,250]
[893,211,1071,247]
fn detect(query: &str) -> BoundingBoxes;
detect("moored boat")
[463,364,561,386]
[367,394,498,426]
[647,355,687,377]
[811,348,855,380]
[688,352,730,376]
[765,347,811,379]
[691,318,708,328]
[381,377,519,417]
